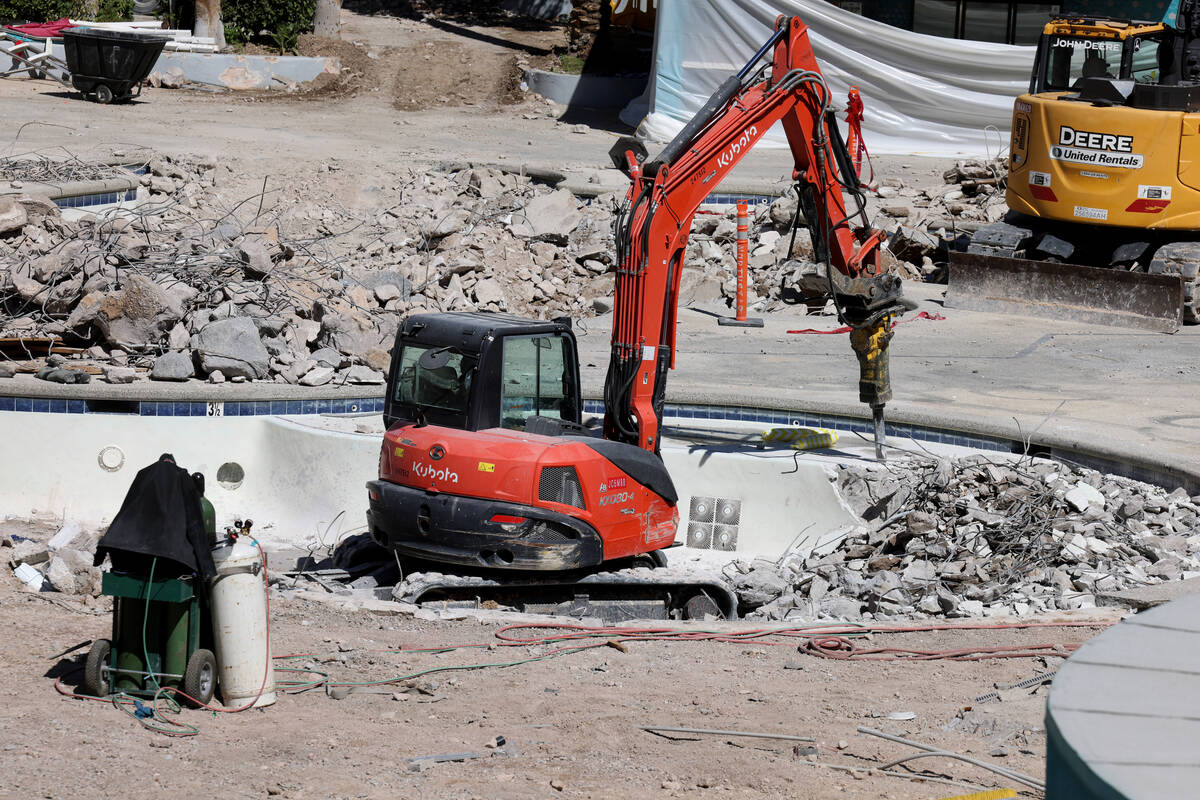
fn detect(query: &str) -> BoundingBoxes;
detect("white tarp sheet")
[623,0,1037,157]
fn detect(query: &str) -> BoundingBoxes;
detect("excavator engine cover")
[368,426,678,571]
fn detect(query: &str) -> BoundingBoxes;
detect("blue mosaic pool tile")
[0,397,14,412]
[302,400,317,415]
[32,398,50,413]
[14,397,31,412]
[190,402,206,416]
[67,399,86,414]
[172,401,190,417]
[48,399,66,414]
[283,400,300,415]
[254,401,269,415]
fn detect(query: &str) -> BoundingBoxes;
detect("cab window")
[393,345,475,415]
[1130,35,1165,83]
[1043,36,1124,91]
[500,334,576,430]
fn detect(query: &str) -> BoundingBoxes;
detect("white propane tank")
[210,536,276,707]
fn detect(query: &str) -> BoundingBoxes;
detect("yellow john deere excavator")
[948,1,1200,332]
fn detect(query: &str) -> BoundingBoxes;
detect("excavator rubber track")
[393,565,739,622]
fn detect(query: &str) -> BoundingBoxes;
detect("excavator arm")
[603,15,907,457]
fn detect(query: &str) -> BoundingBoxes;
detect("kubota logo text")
[414,462,458,483]
[717,126,758,168]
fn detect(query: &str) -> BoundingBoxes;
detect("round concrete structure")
[1046,593,1200,797]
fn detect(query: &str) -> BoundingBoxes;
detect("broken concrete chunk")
[299,366,335,386]
[150,351,194,381]
[102,365,138,384]
[1065,482,1105,512]
[0,195,29,235]
[67,274,184,349]
[508,188,582,243]
[316,311,384,360]
[37,366,90,384]
[342,364,385,384]
[237,236,275,279]
[192,316,271,380]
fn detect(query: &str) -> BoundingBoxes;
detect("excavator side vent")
[539,466,586,509]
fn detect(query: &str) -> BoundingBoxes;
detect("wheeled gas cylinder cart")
[84,456,220,706]
[84,570,217,705]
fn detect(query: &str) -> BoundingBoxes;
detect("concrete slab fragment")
[42,41,338,90]
[1096,575,1200,610]
[150,51,339,89]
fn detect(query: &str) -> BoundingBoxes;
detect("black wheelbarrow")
[61,27,169,103]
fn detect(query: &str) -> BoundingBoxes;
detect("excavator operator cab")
[1032,19,1190,106]
[384,312,582,433]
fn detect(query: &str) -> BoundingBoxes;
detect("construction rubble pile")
[5,520,103,601]
[0,152,1003,385]
[871,158,1007,283]
[733,453,1200,620]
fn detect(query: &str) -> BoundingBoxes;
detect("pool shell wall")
[0,409,859,560]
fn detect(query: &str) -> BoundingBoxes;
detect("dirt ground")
[0,553,1116,800]
[0,6,1113,799]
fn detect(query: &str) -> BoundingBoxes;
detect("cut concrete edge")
[40,41,339,90]
[0,175,138,201]
[150,51,340,90]
[633,384,1200,495]
[524,68,648,109]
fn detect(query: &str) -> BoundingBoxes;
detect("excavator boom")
[604,15,906,455]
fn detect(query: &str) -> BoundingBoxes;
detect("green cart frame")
[84,571,217,706]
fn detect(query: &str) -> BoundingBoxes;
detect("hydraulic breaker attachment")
[850,317,893,461]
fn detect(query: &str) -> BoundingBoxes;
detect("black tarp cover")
[93,456,216,579]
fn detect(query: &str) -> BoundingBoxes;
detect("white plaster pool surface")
[0,410,988,566]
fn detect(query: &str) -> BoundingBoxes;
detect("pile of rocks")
[4,520,102,596]
[1,148,1005,386]
[736,453,1200,620]
[874,157,1008,282]
[0,152,840,385]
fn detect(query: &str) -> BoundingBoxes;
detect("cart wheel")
[182,648,216,707]
[84,639,111,697]
[94,84,114,104]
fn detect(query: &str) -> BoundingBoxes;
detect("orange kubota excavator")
[366,16,908,619]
